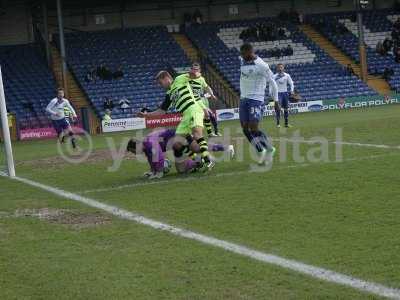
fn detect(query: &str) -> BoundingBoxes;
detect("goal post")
[0,65,15,177]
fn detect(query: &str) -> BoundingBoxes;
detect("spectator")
[183,12,192,28]
[103,97,114,111]
[96,63,110,80]
[289,8,300,24]
[383,38,393,54]
[141,107,150,113]
[382,67,394,80]
[392,28,400,42]
[346,64,355,76]
[394,46,400,63]
[113,66,124,80]
[278,27,286,38]
[395,18,400,30]
[193,9,203,24]
[286,44,293,56]
[85,68,96,82]
[119,97,131,113]
[298,13,304,24]
[376,41,386,56]
[239,21,288,43]
[103,109,112,121]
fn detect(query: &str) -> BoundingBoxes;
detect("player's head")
[277,63,285,73]
[57,88,64,99]
[190,62,201,78]
[155,71,173,89]
[240,43,255,61]
[127,138,138,154]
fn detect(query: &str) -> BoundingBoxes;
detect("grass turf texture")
[1,106,400,299]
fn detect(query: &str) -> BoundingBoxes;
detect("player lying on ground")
[186,63,221,137]
[138,71,214,172]
[239,43,277,165]
[45,88,78,148]
[126,128,234,179]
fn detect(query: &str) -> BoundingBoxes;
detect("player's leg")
[191,106,213,169]
[203,109,214,136]
[52,120,65,143]
[239,99,253,144]
[247,100,275,164]
[274,98,281,127]
[60,119,68,143]
[64,123,77,149]
[241,99,265,151]
[208,109,220,136]
[175,107,212,170]
[282,93,290,127]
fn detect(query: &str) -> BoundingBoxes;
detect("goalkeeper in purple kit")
[127,128,234,179]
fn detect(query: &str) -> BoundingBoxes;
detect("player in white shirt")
[273,63,294,128]
[46,88,78,148]
[239,43,278,165]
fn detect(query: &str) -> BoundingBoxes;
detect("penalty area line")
[272,138,400,150]
[1,173,400,299]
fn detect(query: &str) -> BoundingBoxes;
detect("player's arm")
[204,86,217,100]
[138,94,170,117]
[261,62,278,102]
[287,74,295,94]
[202,78,217,100]
[45,99,60,116]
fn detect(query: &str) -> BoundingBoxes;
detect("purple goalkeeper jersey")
[142,128,226,173]
[142,129,176,172]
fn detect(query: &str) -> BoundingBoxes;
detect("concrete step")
[300,25,391,96]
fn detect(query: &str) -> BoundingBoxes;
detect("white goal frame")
[0,65,15,177]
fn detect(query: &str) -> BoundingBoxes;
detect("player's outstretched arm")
[137,108,166,117]
[205,86,217,100]
[260,61,278,102]
[138,93,171,117]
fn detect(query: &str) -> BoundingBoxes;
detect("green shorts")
[176,104,205,135]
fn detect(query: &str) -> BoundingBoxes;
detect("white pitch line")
[333,141,400,150]
[272,138,400,150]
[1,173,399,299]
[80,153,394,194]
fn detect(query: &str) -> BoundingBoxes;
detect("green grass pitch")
[1,105,400,299]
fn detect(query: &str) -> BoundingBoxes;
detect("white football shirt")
[240,56,278,102]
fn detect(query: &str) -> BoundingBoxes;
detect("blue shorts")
[278,92,290,109]
[239,98,263,123]
[52,118,70,135]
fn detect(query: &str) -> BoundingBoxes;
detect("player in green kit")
[186,63,221,137]
[139,70,214,171]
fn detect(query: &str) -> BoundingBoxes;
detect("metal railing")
[199,52,240,108]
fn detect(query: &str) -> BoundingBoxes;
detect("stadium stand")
[308,10,400,92]
[60,26,191,119]
[0,43,56,129]
[185,18,377,102]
